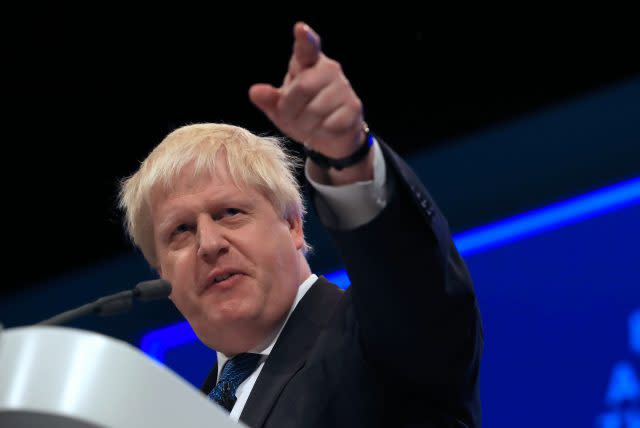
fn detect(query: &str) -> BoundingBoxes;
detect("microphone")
[36,279,172,326]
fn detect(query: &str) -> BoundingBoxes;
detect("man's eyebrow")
[156,196,257,228]
[212,191,259,207]
[156,213,181,234]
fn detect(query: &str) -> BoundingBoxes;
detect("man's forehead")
[151,163,261,204]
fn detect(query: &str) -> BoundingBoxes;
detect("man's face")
[150,163,306,355]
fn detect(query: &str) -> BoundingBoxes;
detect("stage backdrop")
[2,77,639,428]
[140,175,640,428]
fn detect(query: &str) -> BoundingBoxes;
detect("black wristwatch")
[303,123,373,171]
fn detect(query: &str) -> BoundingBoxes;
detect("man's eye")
[212,208,242,221]
[174,224,191,234]
[224,208,241,217]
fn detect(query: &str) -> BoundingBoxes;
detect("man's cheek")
[169,290,190,313]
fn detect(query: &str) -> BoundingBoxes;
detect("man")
[119,22,482,427]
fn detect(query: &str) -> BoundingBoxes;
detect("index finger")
[290,22,321,76]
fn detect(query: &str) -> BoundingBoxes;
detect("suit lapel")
[240,277,343,427]
[200,360,219,395]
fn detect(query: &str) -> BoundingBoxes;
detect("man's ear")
[287,215,305,250]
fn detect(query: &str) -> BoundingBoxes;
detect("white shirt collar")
[216,273,318,376]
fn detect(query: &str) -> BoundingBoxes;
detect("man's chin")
[195,319,267,354]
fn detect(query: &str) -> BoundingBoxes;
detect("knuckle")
[329,114,351,132]
[350,98,363,114]
[326,58,342,73]
[296,76,316,95]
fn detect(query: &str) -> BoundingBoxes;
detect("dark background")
[2,8,638,296]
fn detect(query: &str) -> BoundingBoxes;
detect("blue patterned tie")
[208,353,262,412]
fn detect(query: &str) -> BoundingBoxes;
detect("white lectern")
[0,326,244,427]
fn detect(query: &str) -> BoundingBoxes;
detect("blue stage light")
[140,175,640,363]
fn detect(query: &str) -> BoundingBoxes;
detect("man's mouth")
[214,272,236,283]
[203,271,243,293]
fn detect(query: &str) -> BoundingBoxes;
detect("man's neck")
[216,273,318,374]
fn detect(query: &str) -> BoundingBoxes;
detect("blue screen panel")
[140,176,640,427]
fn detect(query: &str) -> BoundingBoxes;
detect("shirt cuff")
[305,138,389,229]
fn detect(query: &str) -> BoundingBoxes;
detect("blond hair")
[118,123,308,267]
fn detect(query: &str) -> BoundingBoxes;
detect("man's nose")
[196,215,229,261]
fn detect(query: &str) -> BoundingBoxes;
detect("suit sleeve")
[311,137,483,399]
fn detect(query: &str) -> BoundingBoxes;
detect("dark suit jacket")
[201,141,483,427]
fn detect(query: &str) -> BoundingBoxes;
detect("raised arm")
[250,21,482,400]
[249,21,374,186]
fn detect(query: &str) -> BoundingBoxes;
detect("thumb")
[249,83,280,119]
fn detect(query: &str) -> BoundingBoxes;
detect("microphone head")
[134,279,172,301]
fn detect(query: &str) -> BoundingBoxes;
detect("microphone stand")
[36,279,172,326]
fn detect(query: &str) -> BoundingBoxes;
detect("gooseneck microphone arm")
[36,279,172,326]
